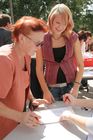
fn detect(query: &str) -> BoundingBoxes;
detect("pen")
[64,96,70,102]
[29,101,38,111]
[81,107,89,111]
[29,103,40,122]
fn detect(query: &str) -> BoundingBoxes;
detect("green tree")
[0,0,93,32]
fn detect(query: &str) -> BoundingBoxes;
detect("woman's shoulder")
[68,31,78,42]
[0,44,15,69]
[44,32,51,40]
[42,32,51,47]
[0,44,12,55]
[0,54,14,74]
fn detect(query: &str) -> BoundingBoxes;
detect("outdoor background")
[0,0,93,32]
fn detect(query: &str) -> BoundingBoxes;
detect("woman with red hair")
[0,16,48,139]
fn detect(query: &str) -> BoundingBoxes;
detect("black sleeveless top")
[53,46,66,83]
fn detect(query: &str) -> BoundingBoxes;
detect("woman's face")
[22,31,45,56]
[86,36,92,46]
[52,14,68,35]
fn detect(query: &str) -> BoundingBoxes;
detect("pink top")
[0,44,31,139]
[41,32,78,84]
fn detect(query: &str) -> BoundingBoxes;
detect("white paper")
[35,106,73,125]
[4,106,87,140]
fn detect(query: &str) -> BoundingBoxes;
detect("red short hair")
[12,16,48,41]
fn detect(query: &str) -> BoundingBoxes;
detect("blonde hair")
[48,3,74,34]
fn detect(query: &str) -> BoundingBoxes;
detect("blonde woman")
[36,4,84,104]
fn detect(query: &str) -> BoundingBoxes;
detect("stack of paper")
[35,106,73,125]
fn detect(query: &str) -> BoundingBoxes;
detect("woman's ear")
[18,34,24,43]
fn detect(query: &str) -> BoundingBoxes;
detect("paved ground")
[78,80,93,99]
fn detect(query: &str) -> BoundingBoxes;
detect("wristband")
[74,81,81,85]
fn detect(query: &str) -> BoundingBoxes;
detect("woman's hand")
[20,111,40,128]
[43,90,55,104]
[32,98,49,106]
[63,94,76,105]
[59,110,74,122]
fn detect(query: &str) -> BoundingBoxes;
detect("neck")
[52,34,62,40]
[13,43,26,70]
[13,43,25,59]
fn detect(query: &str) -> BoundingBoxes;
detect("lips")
[55,28,60,31]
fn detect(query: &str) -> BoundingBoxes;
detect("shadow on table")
[4,124,46,140]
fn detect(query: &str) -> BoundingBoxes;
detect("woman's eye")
[56,22,60,24]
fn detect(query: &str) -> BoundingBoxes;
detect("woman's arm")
[28,89,49,107]
[70,38,84,97]
[60,110,93,135]
[36,47,54,103]
[75,98,93,109]
[63,94,93,109]
[0,102,40,128]
[0,102,22,122]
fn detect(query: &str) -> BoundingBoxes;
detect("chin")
[55,31,62,35]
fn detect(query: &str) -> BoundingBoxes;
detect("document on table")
[4,106,87,140]
[35,106,74,125]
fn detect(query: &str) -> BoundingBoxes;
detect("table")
[82,67,93,92]
[83,67,93,80]
[4,102,93,140]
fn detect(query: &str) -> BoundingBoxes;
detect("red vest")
[41,32,78,84]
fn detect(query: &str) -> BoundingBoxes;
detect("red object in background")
[84,58,93,67]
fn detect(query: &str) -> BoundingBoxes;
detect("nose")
[56,24,62,30]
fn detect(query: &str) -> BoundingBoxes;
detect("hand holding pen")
[63,94,70,103]
[63,94,76,105]
[19,111,41,128]
[26,98,49,127]
[64,96,70,102]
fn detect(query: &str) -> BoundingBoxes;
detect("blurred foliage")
[0,0,93,32]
